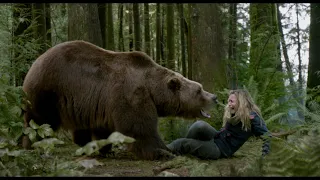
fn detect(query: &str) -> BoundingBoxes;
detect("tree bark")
[187,4,193,80]
[98,3,106,48]
[227,3,238,90]
[106,3,114,50]
[295,4,304,105]
[144,3,151,55]
[277,4,296,95]
[160,5,166,66]
[308,4,320,89]
[68,4,102,47]
[156,3,161,64]
[166,3,175,70]
[190,4,227,92]
[307,4,320,107]
[249,3,285,109]
[133,3,141,51]
[32,3,46,54]
[178,3,186,77]
[118,3,124,51]
[128,4,133,51]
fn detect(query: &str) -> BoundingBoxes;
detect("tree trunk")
[249,3,285,110]
[133,3,141,51]
[307,4,320,105]
[98,3,106,48]
[106,3,114,50]
[68,4,102,47]
[277,4,296,96]
[178,3,186,77]
[144,3,151,55]
[68,4,86,41]
[32,3,46,54]
[128,4,133,51]
[156,3,161,64]
[295,4,304,105]
[187,4,193,80]
[86,4,103,47]
[160,5,166,66]
[227,3,238,90]
[190,4,227,92]
[45,3,51,48]
[166,3,175,70]
[118,3,124,51]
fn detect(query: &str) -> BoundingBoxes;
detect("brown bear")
[22,40,217,160]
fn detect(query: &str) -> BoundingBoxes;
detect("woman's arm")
[250,113,272,156]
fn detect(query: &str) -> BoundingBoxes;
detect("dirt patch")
[44,136,263,177]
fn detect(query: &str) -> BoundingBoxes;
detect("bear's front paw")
[156,148,176,160]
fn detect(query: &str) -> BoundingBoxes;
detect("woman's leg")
[186,120,219,141]
[167,138,221,160]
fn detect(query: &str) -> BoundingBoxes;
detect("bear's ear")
[168,78,181,91]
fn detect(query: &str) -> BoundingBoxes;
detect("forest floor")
[31,137,264,177]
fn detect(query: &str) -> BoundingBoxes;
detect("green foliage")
[0,119,64,176]
[0,82,25,142]
[237,129,320,177]
[51,4,68,45]
[159,117,194,143]
[23,120,54,143]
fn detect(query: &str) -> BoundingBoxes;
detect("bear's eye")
[197,88,201,94]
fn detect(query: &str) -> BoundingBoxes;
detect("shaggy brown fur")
[22,40,217,160]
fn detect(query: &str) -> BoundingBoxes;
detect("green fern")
[261,133,320,177]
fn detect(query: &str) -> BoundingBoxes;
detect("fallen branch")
[271,130,297,139]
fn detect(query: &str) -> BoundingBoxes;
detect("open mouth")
[201,109,211,118]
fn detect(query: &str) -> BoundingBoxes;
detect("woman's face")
[228,94,238,114]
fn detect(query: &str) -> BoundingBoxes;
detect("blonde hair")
[222,89,262,131]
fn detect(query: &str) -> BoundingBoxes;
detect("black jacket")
[214,112,272,158]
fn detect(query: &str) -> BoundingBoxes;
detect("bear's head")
[155,72,217,119]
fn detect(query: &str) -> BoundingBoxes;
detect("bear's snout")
[211,94,218,104]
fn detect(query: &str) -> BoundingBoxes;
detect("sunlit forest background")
[0,3,319,177]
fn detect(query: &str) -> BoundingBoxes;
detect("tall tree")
[98,3,106,49]
[166,3,175,70]
[160,5,166,66]
[190,4,227,92]
[106,3,114,50]
[277,4,296,97]
[32,3,46,54]
[178,3,186,77]
[133,3,141,51]
[128,4,133,51]
[118,3,124,51]
[156,3,161,63]
[144,3,151,55]
[294,3,305,121]
[68,4,102,47]
[227,3,238,90]
[187,4,193,80]
[307,4,320,90]
[249,3,284,109]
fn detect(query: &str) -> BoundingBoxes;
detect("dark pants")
[167,120,221,160]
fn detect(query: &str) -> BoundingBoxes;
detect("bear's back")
[46,40,156,70]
